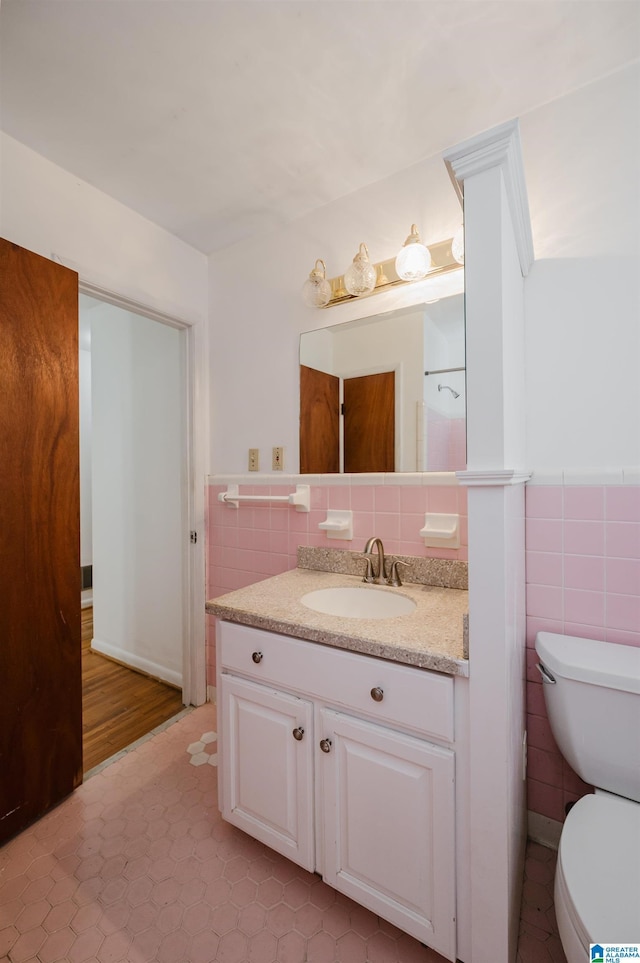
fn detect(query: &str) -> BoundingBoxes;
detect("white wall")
[300,326,334,375]
[208,64,639,478]
[0,134,208,324]
[521,63,640,473]
[208,151,463,474]
[91,303,185,685]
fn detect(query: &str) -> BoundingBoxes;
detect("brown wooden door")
[344,371,395,472]
[0,238,82,843]
[299,364,340,473]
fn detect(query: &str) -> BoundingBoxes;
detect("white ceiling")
[1,1,638,255]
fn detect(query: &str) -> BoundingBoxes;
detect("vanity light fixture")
[302,259,332,307]
[343,242,377,297]
[395,224,432,281]
[304,228,463,309]
[451,224,465,265]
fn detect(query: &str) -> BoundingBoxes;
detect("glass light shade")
[395,224,432,281]
[452,224,464,264]
[302,259,331,307]
[344,243,377,297]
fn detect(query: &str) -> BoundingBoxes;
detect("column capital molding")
[443,119,534,277]
[456,469,532,488]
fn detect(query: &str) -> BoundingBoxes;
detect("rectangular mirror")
[300,295,465,473]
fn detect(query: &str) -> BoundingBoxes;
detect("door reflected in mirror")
[299,296,465,473]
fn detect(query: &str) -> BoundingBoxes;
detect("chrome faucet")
[362,537,387,584]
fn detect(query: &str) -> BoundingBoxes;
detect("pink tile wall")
[525,484,640,822]
[205,481,468,683]
[426,411,466,472]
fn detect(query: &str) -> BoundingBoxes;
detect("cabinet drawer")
[218,621,454,743]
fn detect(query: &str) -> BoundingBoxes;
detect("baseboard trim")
[81,590,93,609]
[527,811,562,850]
[207,684,217,704]
[91,636,182,689]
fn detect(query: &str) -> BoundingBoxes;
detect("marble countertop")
[206,568,469,677]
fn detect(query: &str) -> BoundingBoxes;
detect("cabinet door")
[319,708,456,960]
[220,674,315,871]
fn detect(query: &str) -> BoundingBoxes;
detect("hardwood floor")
[82,606,184,773]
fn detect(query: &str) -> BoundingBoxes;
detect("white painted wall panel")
[91,304,185,685]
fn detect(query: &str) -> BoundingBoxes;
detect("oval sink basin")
[300,586,416,620]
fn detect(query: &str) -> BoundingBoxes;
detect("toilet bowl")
[535,632,640,962]
[554,792,640,958]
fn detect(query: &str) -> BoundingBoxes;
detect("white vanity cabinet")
[217,620,459,961]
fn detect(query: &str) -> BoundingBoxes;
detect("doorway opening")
[81,605,184,771]
[79,292,194,772]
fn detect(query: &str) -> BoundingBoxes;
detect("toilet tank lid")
[535,632,640,694]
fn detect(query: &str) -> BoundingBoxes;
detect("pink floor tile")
[0,704,567,963]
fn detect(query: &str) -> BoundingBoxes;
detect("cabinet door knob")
[251,651,263,664]
[292,727,304,741]
[370,686,384,702]
[319,738,332,753]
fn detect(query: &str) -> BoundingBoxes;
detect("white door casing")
[80,281,206,707]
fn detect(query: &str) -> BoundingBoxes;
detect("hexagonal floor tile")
[0,704,566,963]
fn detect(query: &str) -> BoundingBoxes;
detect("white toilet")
[535,632,640,961]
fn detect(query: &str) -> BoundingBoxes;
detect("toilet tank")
[535,633,640,802]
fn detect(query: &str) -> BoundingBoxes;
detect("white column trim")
[456,469,532,487]
[443,119,535,277]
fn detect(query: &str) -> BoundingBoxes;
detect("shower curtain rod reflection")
[424,366,466,376]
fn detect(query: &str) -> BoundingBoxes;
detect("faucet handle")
[386,559,409,587]
[362,555,376,583]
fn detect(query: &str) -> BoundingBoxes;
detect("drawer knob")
[319,738,332,754]
[370,686,384,702]
[292,727,304,741]
[251,651,263,664]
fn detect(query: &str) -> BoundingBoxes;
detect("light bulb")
[395,224,432,281]
[344,243,377,297]
[452,224,464,264]
[302,259,331,307]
